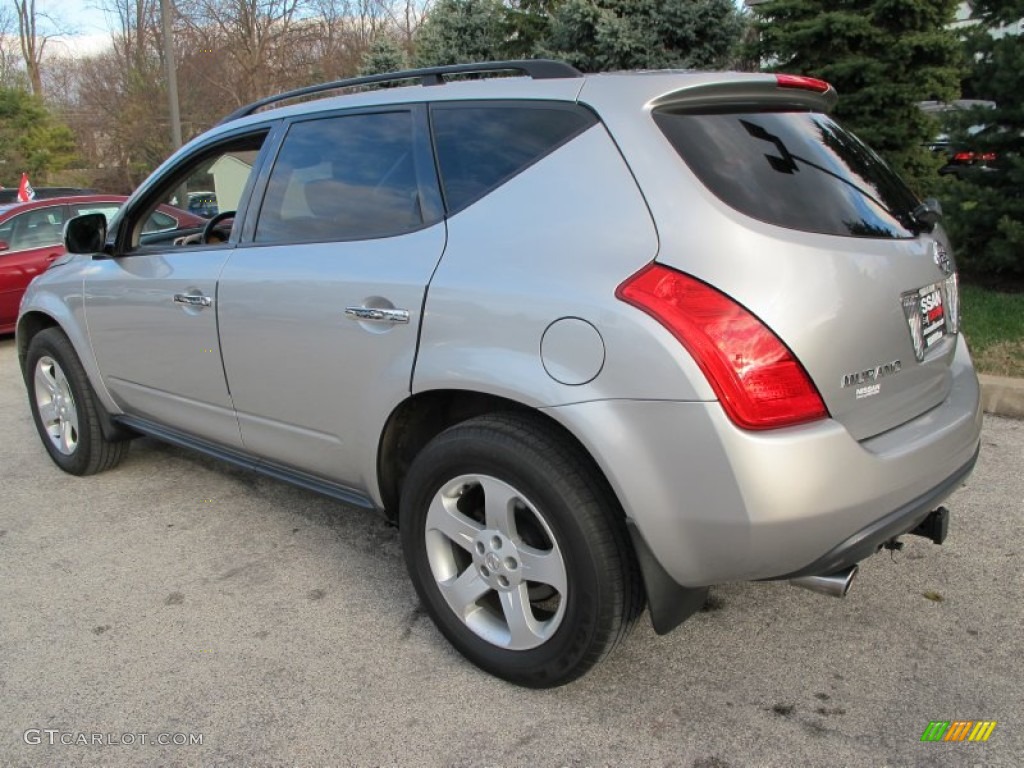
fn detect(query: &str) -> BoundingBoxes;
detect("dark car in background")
[920,100,999,178]
[187,191,219,218]
[0,195,204,334]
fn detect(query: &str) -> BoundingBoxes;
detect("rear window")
[653,110,921,239]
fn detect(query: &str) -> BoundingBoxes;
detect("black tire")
[399,412,642,688]
[24,327,130,475]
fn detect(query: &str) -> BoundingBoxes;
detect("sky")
[40,0,117,57]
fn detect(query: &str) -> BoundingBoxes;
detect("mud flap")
[626,520,708,635]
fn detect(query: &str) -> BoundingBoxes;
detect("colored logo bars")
[921,721,997,742]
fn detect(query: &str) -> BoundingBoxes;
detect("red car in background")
[0,195,205,334]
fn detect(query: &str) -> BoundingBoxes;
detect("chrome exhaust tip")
[790,565,858,598]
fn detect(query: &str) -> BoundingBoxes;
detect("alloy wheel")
[423,474,568,651]
[34,355,80,456]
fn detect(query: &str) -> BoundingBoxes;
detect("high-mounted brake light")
[617,264,828,430]
[775,74,831,94]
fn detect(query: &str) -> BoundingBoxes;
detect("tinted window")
[431,104,596,212]
[71,204,175,233]
[4,206,66,250]
[71,204,120,220]
[255,111,423,243]
[0,215,13,244]
[653,111,921,239]
[144,210,178,232]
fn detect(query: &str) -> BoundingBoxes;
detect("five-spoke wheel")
[33,355,80,456]
[25,328,130,475]
[425,474,568,650]
[400,413,642,688]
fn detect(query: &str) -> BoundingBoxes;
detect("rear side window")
[653,110,921,239]
[2,206,66,250]
[144,210,178,232]
[431,103,596,213]
[255,111,425,243]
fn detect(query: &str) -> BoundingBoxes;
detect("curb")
[979,374,1024,420]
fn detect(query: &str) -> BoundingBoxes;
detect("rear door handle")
[173,292,212,308]
[344,306,409,324]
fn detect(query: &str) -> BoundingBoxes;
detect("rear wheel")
[25,328,129,475]
[399,412,641,687]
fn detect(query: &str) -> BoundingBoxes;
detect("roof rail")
[218,59,583,125]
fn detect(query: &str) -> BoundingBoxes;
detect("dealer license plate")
[901,282,947,361]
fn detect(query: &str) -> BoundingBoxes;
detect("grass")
[960,283,1024,378]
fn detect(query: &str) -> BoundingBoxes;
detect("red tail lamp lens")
[617,264,828,430]
[775,74,831,93]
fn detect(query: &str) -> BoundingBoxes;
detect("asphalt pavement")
[1,334,1021,768]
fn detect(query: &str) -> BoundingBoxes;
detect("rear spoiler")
[648,74,838,114]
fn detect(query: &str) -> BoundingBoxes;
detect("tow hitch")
[908,506,950,545]
[789,506,951,600]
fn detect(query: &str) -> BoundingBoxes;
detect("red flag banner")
[17,172,35,202]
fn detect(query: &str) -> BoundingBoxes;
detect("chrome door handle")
[173,293,212,308]
[344,306,409,324]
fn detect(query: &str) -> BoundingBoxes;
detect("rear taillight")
[775,74,831,93]
[617,264,828,430]
[952,151,997,163]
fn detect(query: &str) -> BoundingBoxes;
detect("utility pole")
[160,0,183,151]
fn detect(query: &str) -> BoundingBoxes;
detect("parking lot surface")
[1,335,1021,767]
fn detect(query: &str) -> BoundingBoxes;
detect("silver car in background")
[17,61,982,687]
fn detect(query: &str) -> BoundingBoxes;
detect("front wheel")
[25,328,129,475]
[399,413,642,687]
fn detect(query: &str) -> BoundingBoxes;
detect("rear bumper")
[543,335,983,587]
[774,446,976,579]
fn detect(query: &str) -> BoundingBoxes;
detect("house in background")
[950,1,1023,36]
[209,153,253,212]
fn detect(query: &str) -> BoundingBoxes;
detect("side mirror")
[64,213,107,254]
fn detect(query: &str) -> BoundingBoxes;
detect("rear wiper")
[741,119,925,233]
[911,198,943,232]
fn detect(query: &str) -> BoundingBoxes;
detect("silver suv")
[18,61,983,687]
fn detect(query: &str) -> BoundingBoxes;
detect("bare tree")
[14,0,51,95]
[97,0,162,73]
[388,0,431,47]
[177,0,306,106]
[0,4,26,87]
[50,0,174,191]
[296,0,387,81]
[29,0,436,189]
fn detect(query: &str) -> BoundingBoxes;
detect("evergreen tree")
[412,0,743,72]
[0,86,76,183]
[505,0,564,59]
[414,0,512,66]
[941,0,1024,278]
[752,0,963,194]
[360,36,409,77]
[543,0,744,72]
